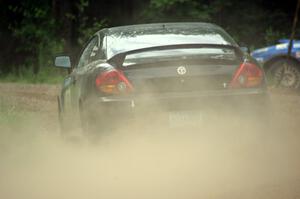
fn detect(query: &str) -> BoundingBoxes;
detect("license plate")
[168,110,203,127]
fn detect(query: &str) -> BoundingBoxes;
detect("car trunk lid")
[106,44,243,95]
[122,58,241,94]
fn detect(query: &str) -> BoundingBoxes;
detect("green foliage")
[264,27,286,45]
[7,1,64,75]
[142,0,211,22]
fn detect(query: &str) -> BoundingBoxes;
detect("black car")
[54,22,269,138]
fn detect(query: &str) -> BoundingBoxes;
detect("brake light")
[95,70,133,94]
[230,62,263,88]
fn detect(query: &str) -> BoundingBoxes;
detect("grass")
[0,66,66,84]
[0,97,47,155]
[0,97,28,125]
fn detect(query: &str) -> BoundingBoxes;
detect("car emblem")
[177,66,187,75]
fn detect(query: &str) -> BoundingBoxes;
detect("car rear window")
[106,23,237,59]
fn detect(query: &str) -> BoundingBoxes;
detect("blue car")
[251,39,300,88]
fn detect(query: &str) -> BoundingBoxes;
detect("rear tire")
[266,59,300,89]
[79,103,103,141]
[57,96,65,135]
[57,97,83,143]
[79,103,118,142]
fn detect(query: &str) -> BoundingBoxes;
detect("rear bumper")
[96,88,267,102]
[83,88,270,121]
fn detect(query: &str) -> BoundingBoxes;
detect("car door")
[62,36,99,116]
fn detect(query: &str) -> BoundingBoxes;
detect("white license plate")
[168,111,203,127]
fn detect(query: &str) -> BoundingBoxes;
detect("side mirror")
[240,47,249,54]
[54,56,71,69]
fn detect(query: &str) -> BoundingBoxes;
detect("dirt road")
[0,83,300,199]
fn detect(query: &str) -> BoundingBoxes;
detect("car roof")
[106,22,220,33]
[98,22,233,39]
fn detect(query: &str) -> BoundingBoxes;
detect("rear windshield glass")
[106,23,237,58]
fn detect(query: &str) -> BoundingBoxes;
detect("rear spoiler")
[107,43,242,67]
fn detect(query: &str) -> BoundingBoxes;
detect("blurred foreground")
[0,83,300,199]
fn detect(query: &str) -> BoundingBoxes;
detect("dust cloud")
[1,89,300,199]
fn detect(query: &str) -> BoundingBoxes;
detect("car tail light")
[230,62,263,88]
[95,70,133,94]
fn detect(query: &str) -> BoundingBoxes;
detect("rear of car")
[80,23,269,132]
